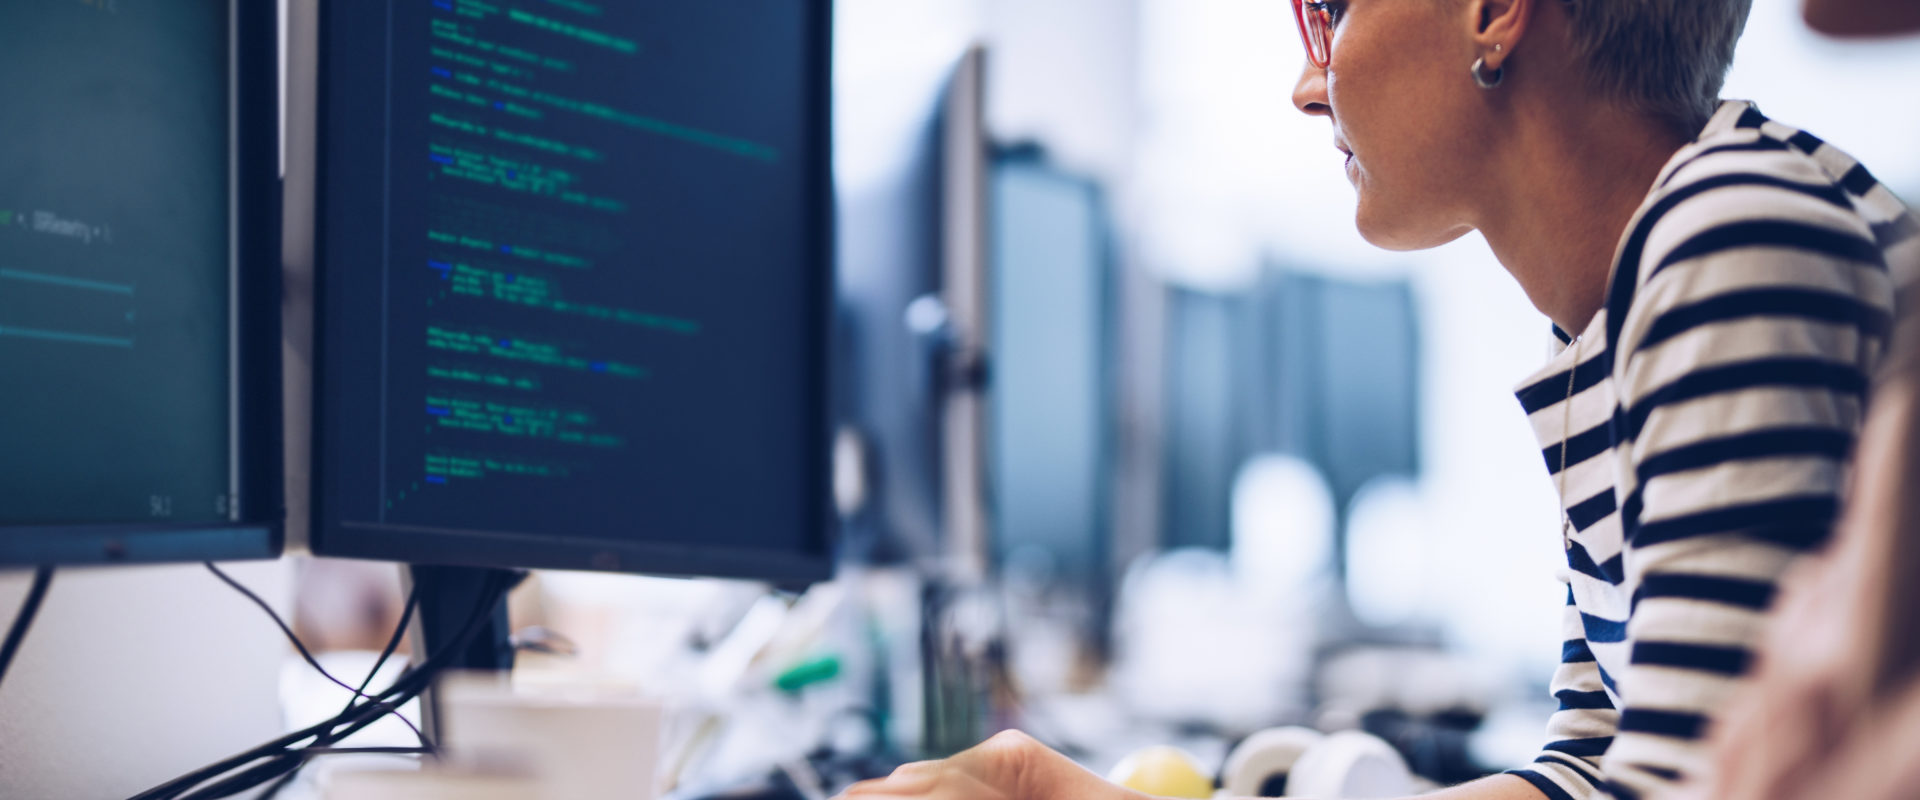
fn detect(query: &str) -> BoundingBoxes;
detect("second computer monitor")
[0,0,281,566]
[311,0,833,582]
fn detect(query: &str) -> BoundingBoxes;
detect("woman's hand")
[838,731,1143,800]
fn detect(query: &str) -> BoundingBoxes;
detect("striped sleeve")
[1599,169,1892,798]
[1504,590,1618,800]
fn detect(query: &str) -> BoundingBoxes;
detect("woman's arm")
[1501,603,1617,799]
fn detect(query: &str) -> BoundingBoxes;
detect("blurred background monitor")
[986,147,1117,596]
[0,0,283,566]
[834,47,992,574]
[1160,270,1421,582]
[309,0,833,583]
[1159,286,1257,554]
[831,63,955,568]
[1265,271,1421,583]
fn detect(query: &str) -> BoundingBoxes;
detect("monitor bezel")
[0,0,285,567]
[308,0,837,586]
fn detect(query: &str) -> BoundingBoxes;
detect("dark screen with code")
[316,0,829,575]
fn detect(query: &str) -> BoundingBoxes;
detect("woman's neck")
[1474,105,1690,336]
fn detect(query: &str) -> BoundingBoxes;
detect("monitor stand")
[408,565,523,740]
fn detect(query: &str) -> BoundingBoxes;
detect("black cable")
[174,630,463,800]
[188,744,436,799]
[157,588,461,800]
[177,754,316,800]
[157,587,476,800]
[203,563,430,749]
[134,571,513,800]
[0,567,55,691]
[154,641,452,800]
[337,585,422,728]
[252,762,301,800]
[144,673,437,800]
[257,586,424,800]
[296,746,433,757]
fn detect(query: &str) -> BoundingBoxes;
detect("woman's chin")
[1354,202,1473,252]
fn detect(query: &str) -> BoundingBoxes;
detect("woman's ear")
[1467,0,1533,67]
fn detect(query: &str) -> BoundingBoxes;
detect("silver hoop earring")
[1471,57,1504,89]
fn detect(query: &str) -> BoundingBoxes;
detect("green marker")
[775,654,842,694]
[0,211,12,226]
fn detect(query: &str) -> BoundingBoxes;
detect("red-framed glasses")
[1292,0,1334,69]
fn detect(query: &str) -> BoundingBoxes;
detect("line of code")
[391,0,776,508]
[0,207,137,349]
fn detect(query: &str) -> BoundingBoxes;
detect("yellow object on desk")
[1107,746,1216,799]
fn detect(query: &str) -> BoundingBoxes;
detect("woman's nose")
[1293,62,1330,118]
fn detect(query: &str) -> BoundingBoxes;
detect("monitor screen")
[312,0,833,581]
[988,156,1113,588]
[0,0,280,564]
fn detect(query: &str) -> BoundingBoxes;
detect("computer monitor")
[833,65,955,568]
[1157,271,1421,561]
[309,0,834,584]
[0,0,283,566]
[1262,270,1421,580]
[834,46,992,577]
[1159,286,1254,553]
[987,149,1116,592]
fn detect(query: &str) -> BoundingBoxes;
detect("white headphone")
[1219,728,1424,798]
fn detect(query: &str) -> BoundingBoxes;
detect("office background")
[0,0,1916,796]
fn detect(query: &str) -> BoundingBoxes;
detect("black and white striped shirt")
[1503,100,1918,800]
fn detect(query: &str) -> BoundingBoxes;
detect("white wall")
[982,0,1141,180]
[833,0,1141,189]
[0,561,292,798]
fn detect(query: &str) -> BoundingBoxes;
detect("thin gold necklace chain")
[1558,336,1582,551]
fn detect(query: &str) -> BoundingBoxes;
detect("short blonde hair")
[1559,0,1754,133]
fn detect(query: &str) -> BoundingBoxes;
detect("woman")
[841,0,1917,798]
